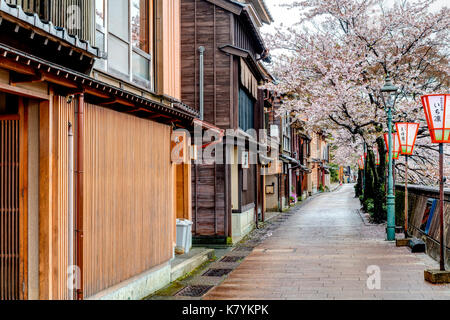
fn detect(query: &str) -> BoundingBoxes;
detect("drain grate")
[202,268,233,277]
[175,285,213,297]
[220,256,243,263]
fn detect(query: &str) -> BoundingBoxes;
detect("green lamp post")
[381,75,398,241]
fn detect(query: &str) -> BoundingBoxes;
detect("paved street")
[204,185,450,300]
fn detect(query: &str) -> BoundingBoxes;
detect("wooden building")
[0,0,196,300]
[180,0,272,243]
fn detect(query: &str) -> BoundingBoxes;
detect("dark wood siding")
[234,17,257,58]
[192,164,226,237]
[182,0,235,240]
[181,0,233,129]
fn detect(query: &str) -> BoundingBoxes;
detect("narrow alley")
[204,185,450,300]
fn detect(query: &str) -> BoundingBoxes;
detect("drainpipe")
[68,122,74,300]
[198,46,205,121]
[75,93,85,300]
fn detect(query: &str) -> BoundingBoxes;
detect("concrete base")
[87,262,171,300]
[170,248,214,282]
[424,269,450,284]
[396,238,411,247]
[232,207,255,244]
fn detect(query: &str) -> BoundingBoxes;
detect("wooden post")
[404,155,408,237]
[18,98,28,300]
[38,97,53,299]
[439,143,445,271]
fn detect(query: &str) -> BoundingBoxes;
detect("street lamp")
[395,122,419,238]
[381,75,399,241]
[421,94,450,273]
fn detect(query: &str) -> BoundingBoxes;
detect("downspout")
[68,122,74,300]
[198,46,205,121]
[75,93,85,300]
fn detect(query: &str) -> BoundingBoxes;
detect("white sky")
[261,0,449,34]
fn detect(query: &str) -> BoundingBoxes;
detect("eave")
[0,43,199,127]
[0,0,100,58]
[219,45,267,82]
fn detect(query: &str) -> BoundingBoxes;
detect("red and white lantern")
[421,94,450,143]
[395,123,419,155]
[384,132,400,160]
[358,156,364,170]
[373,146,380,165]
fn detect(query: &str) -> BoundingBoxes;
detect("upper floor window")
[282,115,291,153]
[95,0,153,89]
[238,87,255,132]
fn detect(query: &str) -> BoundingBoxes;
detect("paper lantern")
[395,123,419,155]
[421,94,450,143]
[384,132,400,160]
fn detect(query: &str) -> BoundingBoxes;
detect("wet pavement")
[204,184,450,300]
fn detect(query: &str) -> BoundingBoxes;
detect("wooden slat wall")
[158,0,181,99]
[50,97,74,300]
[192,164,226,236]
[0,119,19,300]
[83,103,174,298]
[180,0,233,129]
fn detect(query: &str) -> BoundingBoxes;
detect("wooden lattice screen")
[0,118,20,300]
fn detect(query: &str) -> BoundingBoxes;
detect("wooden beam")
[10,71,44,84]
[0,81,50,100]
[0,114,20,120]
[0,57,35,76]
[18,98,29,300]
[38,97,54,300]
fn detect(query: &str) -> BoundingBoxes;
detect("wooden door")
[0,101,27,300]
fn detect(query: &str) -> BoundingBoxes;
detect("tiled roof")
[0,0,100,57]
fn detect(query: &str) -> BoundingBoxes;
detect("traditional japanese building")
[180,0,272,244]
[0,0,197,300]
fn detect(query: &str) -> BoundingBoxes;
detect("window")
[95,0,106,69]
[238,87,255,131]
[94,0,153,89]
[282,115,291,152]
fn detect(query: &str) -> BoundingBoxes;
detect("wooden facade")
[0,0,196,300]
[181,0,268,242]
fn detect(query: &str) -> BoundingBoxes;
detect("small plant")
[318,184,324,192]
[289,196,295,203]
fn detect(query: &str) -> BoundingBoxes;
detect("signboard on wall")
[242,151,249,169]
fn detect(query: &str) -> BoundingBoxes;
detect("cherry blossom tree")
[265,0,450,185]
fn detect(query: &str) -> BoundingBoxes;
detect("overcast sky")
[261,0,449,34]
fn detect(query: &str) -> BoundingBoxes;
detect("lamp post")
[381,75,399,241]
[395,123,419,238]
[421,94,450,273]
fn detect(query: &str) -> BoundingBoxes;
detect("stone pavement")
[204,184,450,300]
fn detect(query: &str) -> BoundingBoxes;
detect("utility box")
[176,219,193,254]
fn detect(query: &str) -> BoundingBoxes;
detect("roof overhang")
[206,0,267,54]
[0,43,199,127]
[219,45,267,82]
[0,0,102,74]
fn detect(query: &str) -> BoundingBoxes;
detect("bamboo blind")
[0,119,19,300]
